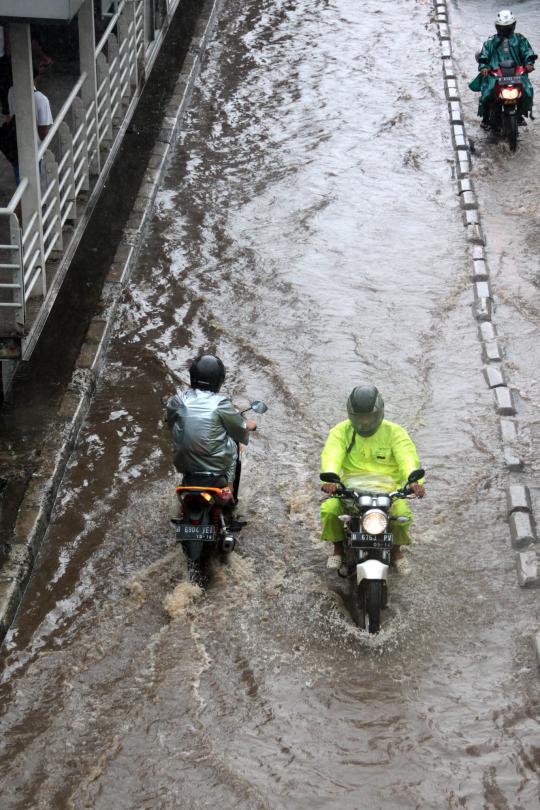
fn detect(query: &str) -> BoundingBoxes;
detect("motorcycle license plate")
[176,524,216,542]
[350,532,393,549]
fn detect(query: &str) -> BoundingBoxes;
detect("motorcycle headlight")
[501,87,520,100]
[362,509,388,535]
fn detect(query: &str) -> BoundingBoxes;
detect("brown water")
[1,1,539,808]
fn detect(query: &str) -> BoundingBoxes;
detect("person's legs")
[321,497,345,568]
[10,161,19,185]
[0,55,12,116]
[390,499,412,543]
[390,499,413,567]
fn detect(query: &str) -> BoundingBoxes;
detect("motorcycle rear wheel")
[187,556,210,588]
[356,580,383,634]
[507,114,518,152]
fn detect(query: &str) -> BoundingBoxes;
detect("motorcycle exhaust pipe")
[222,535,236,552]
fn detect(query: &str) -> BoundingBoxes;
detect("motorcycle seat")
[500,60,516,76]
[182,472,229,487]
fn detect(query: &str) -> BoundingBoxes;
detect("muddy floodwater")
[1,1,539,808]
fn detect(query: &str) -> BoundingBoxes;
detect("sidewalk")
[0,0,222,639]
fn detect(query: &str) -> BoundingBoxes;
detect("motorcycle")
[480,59,526,152]
[172,400,267,585]
[320,468,425,634]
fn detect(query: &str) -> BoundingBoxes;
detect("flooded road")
[1,1,539,808]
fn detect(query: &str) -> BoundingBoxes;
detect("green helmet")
[347,385,384,437]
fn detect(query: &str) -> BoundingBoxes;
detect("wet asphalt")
[0,1,539,808]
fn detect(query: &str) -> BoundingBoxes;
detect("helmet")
[495,9,516,30]
[347,385,384,437]
[495,10,516,26]
[189,354,226,392]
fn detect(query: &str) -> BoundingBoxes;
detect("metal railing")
[0,0,146,352]
[0,180,28,328]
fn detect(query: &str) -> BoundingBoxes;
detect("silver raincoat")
[166,388,250,481]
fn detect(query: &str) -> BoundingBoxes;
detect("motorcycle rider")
[320,385,425,570]
[469,9,537,128]
[165,354,257,500]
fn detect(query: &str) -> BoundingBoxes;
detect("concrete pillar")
[145,0,156,46]
[10,23,46,297]
[78,0,101,175]
[10,26,40,227]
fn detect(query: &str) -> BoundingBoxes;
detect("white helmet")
[495,9,516,27]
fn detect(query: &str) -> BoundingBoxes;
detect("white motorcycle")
[320,468,424,633]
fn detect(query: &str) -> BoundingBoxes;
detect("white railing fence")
[0,181,27,329]
[0,0,145,344]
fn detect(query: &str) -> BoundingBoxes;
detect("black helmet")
[189,354,226,392]
[347,385,384,437]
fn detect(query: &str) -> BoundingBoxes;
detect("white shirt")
[7,87,53,131]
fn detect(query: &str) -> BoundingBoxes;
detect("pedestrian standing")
[6,66,53,185]
[0,27,13,118]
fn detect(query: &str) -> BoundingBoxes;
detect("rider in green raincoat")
[469,9,537,124]
[320,385,425,570]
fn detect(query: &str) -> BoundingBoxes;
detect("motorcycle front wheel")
[356,580,383,634]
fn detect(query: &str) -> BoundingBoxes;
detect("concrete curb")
[0,0,224,642]
[434,0,539,589]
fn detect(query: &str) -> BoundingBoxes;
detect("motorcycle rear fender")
[183,538,205,562]
[356,559,389,585]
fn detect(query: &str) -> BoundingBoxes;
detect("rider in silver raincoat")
[166,355,256,488]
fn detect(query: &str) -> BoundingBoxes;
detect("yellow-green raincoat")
[320,419,421,546]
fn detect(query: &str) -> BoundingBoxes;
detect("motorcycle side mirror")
[241,400,268,415]
[407,468,425,484]
[250,400,268,414]
[320,472,341,484]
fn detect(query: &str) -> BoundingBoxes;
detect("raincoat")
[469,33,537,117]
[320,419,421,546]
[166,388,250,481]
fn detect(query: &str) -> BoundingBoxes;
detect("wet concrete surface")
[1,1,540,808]
[0,0,204,562]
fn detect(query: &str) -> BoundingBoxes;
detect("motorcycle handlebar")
[321,485,412,500]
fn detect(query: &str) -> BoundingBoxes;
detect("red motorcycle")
[486,60,525,151]
[174,476,236,585]
[172,400,267,585]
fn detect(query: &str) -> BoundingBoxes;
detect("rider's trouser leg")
[320,497,414,545]
[390,499,413,546]
[320,497,345,543]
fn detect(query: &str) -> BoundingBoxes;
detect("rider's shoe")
[227,518,247,532]
[394,555,411,576]
[326,554,343,571]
